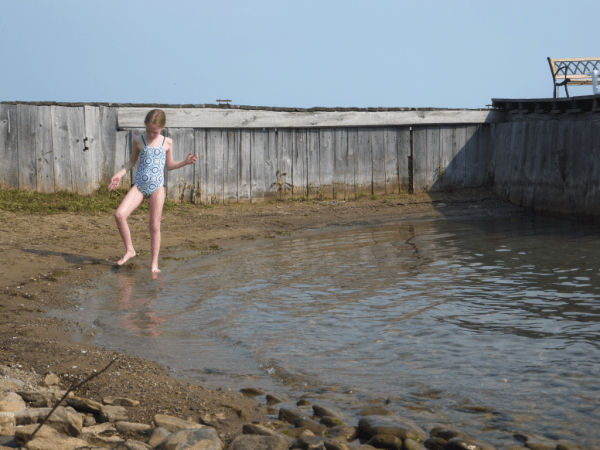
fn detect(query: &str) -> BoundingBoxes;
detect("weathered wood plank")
[461,125,480,188]
[397,127,410,192]
[167,128,195,202]
[584,123,600,214]
[425,127,440,191]
[565,121,588,215]
[209,129,225,203]
[436,126,454,189]
[35,106,54,193]
[277,129,293,199]
[383,127,398,194]
[17,104,37,191]
[119,108,503,129]
[307,129,320,198]
[99,106,118,185]
[193,129,206,203]
[371,127,386,195]
[115,131,132,188]
[0,104,18,190]
[412,127,428,192]
[65,107,92,195]
[251,129,268,202]
[347,128,358,198]
[451,125,467,190]
[333,128,348,200]
[239,129,251,202]
[224,129,239,203]
[52,106,74,192]
[356,128,373,195]
[319,128,335,199]
[292,129,307,197]
[84,106,103,193]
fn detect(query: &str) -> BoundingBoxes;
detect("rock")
[430,428,468,441]
[367,434,404,450]
[320,416,345,428]
[83,415,96,426]
[358,416,427,442]
[278,408,308,424]
[324,441,351,450]
[325,425,358,441]
[116,421,152,433]
[242,423,276,436]
[295,418,327,435]
[0,392,26,412]
[297,399,311,407]
[67,396,103,414]
[296,431,327,449]
[123,439,152,450]
[103,396,140,407]
[79,422,117,440]
[405,438,426,450]
[83,434,125,448]
[240,388,265,397]
[266,395,283,406]
[446,436,497,450]
[0,378,25,390]
[313,405,341,418]
[424,436,448,450]
[99,405,128,423]
[154,413,205,433]
[14,423,88,450]
[41,373,60,387]
[16,390,70,405]
[230,434,293,450]
[149,427,171,447]
[0,412,15,428]
[15,406,82,437]
[358,407,393,416]
[513,434,558,450]
[154,427,223,450]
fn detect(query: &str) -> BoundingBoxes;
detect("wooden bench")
[548,57,600,97]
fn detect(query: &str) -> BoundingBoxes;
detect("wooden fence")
[0,103,497,203]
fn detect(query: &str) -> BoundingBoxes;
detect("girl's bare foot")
[151,266,161,274]
[118,250,136,266]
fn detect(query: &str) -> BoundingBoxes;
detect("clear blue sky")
[3,0,599,108]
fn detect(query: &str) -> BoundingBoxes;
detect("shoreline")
[3,188,591,449]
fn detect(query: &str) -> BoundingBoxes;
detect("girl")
[108,109,198,274]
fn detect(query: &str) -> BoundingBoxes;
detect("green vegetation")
[0,187,179,215]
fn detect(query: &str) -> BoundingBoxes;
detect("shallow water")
[62,208,600,446]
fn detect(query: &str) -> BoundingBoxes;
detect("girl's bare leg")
[115,187,144,266]
[148,186,165,273]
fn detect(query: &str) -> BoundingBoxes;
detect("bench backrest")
[548,57,600,85]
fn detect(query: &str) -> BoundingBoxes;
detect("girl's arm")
[165,137,198,171]
[108,140,141,191]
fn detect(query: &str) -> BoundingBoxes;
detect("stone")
[103,396,140,407]
[324,441,351,450]
[312,405,341,418]
[15,406,82,437]
[242,423,276,436]
[320,416,345,428]
[513,434,557,450]
[123,439,152,450]
[358,407,393,416]
[83,433,125,448]
[230,434,293,450]
[14,423,87,450]
[405,438,426,450]
[367,434,404,450]
[297,399,311,407]
[0,378,25,390]
[0,392,26,412]
[79,422,117,437]
[295,418,327,435]
[67,396,103,414]
[278,408,308,424]
[240,388,265,397]
[430,428,468,441]
[41,373,60,387]
[154,427,223,450]
[296,431,328,449]
[149,427,171,448]
[154,413,205,433]
[325,425,358,441]
[424,436,448,450]
[16,390,69,404]
[0,412,15,428]
[358,416,427,442]
[116,421,152,433]
[266,395,283,406]
[83,415,96,426]
[446,436,497,450]
[14,424,59,446]
[99,405,128,423]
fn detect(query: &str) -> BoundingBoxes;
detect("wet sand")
[0,188,505,444]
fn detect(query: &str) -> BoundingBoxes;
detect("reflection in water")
[115,275,171,338]
[66,211,600,446]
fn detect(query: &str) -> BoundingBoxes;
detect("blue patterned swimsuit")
[134,135,166,197]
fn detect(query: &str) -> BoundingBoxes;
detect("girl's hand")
[108,174,121,191]
[186,153,198,165]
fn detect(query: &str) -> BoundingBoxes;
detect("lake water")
[63,206,600,447]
